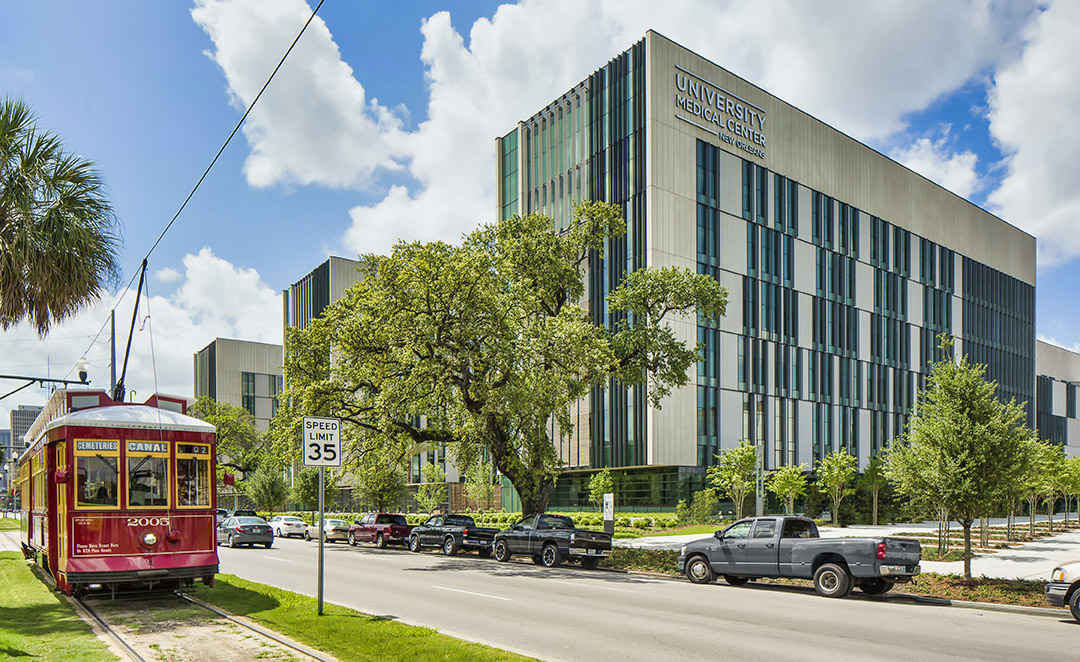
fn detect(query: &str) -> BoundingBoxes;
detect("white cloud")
[1038,335,1080,355]
[889,125,981,199]
[154,267,182,283]
[0,249,281,427]
[192,0,1035,257]
[191,0,408,190]
[987,0,1080,266]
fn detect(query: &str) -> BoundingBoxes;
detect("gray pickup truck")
[678,515,921,598]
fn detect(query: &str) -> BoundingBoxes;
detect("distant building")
[282,256,365,332]
[0,429,10,493]
[4,405,43,496]
[1035,340,1080,457]
[193,338,283,433]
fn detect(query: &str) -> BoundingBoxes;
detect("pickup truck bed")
[678,515,921,598]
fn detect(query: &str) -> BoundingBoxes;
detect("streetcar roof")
[44,404,216,435]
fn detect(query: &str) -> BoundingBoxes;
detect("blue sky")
[2,0,1079,424]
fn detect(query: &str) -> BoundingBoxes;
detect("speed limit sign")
[302,417,341,467]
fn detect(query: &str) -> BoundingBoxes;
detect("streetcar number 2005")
[127,517,169,527]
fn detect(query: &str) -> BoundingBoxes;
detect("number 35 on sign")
[302,417,341,467]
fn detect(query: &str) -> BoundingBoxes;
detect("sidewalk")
[616,515,1080,580]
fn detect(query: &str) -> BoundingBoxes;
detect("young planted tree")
[707,440,757,520]
[1065,457,1080,526]
[885,336,1035,581]
[415,463,448,513]
[464,456,498,512]
[355,451,408,512]
[588,468,614,512]
[277,202,727,515]
[1022,440,1056,537]
[766,463,808,515]
[291,466,339,513]
[242,469,288,517]
[0,97,122,336]
[862,455,888,526]
[1042,443,1067,532]
[816,449,857,527]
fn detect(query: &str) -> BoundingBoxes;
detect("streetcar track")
[74,596,148,662]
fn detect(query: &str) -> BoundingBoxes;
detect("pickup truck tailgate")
[571,530,612,550]
[883,537,921,565]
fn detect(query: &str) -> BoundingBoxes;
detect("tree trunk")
[872,487,879,526]
[785,495,793,516]
[962,520,973,582]
[832,492,841,527]
[1029,497,1036,536]
[979,516,987,549]
[1047,495,1054,532]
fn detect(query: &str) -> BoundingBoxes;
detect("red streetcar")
[18,389,219,596]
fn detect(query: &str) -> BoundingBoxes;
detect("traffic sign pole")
[302,416,340,618]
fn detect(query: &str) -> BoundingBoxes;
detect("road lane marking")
[432,586,512,601]
[263,556,295,563]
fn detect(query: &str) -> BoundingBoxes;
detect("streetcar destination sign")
[302,416,341,467]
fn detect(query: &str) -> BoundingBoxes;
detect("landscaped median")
[603,547,1056,609]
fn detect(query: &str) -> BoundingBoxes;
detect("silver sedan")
[217,516,273,549]
[305,518,351,543]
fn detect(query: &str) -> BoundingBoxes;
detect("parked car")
[217,516,273,549]
[267,515,307,539]
[348,513,414,548]
[229,508,258,518]
[305,518,351,543]
[492,513,612,568]
[216,508,227,524]
[1046,560,1080,621]
[678,515,921,598]
[408,514,500,556]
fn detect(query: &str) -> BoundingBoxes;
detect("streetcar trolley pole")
[302,416,341,616]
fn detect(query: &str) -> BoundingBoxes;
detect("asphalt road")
[218,535,1079,662]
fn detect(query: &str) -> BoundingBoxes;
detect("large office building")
[193,338,283,433]
[4,405,43,497]
[495,31,1036,507]
[1035,340,1080,457]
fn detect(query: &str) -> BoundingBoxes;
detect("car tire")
[581,557,600,570]
[443,536,459,556]
[1069,587,1080,623]
[228,535,236,549]
[814,563,852,598]
[493,540,511,562]
[723,575,749,586]
[376,533,386,549]
[858,578,893,595]
[685,556,715,584]
[408,534,422,553]
[264,542,273,549]
[478,547,491,558]
[540,543,562,568]
[348,532,357,546]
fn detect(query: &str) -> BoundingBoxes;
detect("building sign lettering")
[674,66,766,159]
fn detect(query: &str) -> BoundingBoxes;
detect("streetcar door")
[56,442,69,572]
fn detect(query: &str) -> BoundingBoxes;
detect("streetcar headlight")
[142,532,158,546]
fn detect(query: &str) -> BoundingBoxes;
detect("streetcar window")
[128,455,168,507]
[176,456,210,506]
[76,455,119,507]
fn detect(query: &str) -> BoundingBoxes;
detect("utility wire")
[63,0,326,384]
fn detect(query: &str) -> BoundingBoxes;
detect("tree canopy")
[242,469,288,516]
[885,336,1035,580]
[588,468,614,511]
[275,202,727,515]
[766,463,807,515]
[189,396,264,480]
[817,449,857,526]
[291,466,339,512]
[0,97,122,336]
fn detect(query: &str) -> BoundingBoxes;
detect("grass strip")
[0,517,20,532]
[196,573,536,662]
[0,551,117,661]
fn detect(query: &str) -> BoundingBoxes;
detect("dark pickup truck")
[348,512,414,548]
[408,514,500,556]
[678,515,921,598]
[493,513,612,569]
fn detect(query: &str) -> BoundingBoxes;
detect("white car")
[305,518,351,543]
[267,515,307,539]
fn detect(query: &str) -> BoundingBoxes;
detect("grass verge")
[0,551,117,661]
[0,517,20,532]
[196,573,536,661]
[604,548,1054,609]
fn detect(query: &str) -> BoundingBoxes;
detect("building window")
[241,371,255,417]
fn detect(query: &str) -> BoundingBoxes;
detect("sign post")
[302,416,340,616]
[755,443,764,517]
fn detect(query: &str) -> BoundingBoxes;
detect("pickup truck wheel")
[348,532,356,546]
[478,547,491,558]
[1069,587,1080,623]
[408,534,422,553]
[443,536,459,556]
[814,563,852,598]
[859,578,893,595]
[723,575,748,586]
[540,543,563,568]
[685,556,715,584]
[493,540,511,562]
[375,533,386,549]
[581,557,600,570]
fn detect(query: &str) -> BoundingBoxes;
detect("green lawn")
[197,574,536,662]
[0,552,117,661]
[0,517,20,532]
